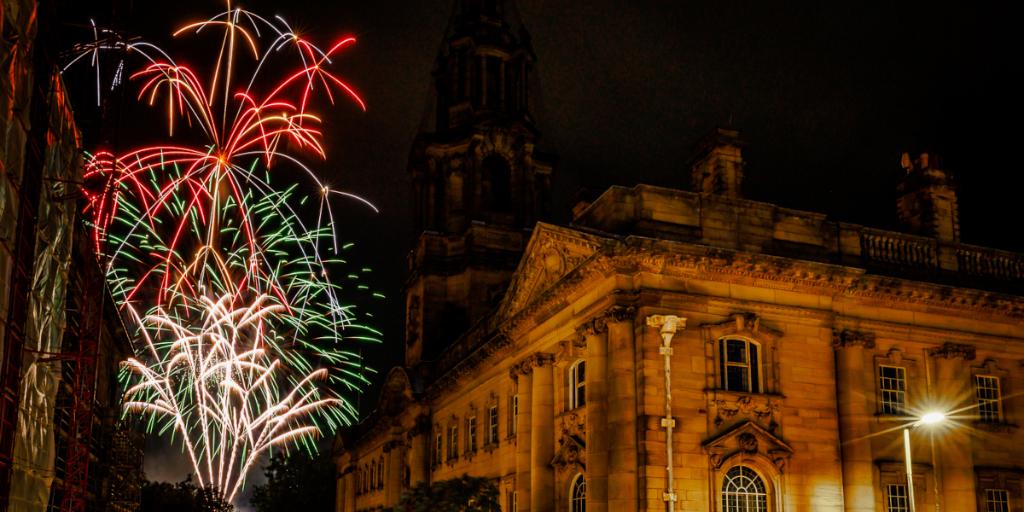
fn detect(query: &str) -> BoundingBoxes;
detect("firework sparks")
[72,2,379,501]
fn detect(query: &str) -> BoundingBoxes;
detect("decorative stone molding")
[703,420,793,473]
[572,304,638,348]
[928,342,976,361]
[508,352,555,380]
[407,414,432,439]
[709,392,783,429]
[701,312,782,342]
[832,329,876,349]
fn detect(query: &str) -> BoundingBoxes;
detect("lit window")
[721,466,767,512]
[986,488,1010,512]
[569,360,586,409]
[879,365,906,415]
[886,484,909,512]
[488,405,499,444]
[570,473,586,512]
[467,416,477,452]
[976,375,1003,423]
[447,425,459,461]
[720,338,761,393]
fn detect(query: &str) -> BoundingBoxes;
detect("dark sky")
[56,0,1022,503]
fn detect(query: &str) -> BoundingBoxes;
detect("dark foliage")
[250,451,335,512]
[395,475,499,512]
[140,476,233,512]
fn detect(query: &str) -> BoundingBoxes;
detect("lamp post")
[903,411,946,512]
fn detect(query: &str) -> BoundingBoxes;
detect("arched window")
[480,155,512,213]
[570,473,586,512]
[377,457,384,490]
[569,359,586,410]
[720,338,761,393]
[721,466,768,512]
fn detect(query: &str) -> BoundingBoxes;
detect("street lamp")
[903,411,947,512]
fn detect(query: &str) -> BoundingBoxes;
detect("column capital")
[832,329,876,350]
[928,342,976,361]
[509,352,555,379]
[574,305,638,344]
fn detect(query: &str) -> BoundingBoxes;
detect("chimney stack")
[691,128,745,198]
[896,152,960,243]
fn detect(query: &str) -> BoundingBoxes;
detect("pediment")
[703,420,793,473]
[550,432,586,472]
[496,223,604,321]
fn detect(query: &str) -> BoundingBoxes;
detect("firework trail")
[67,1,379,501]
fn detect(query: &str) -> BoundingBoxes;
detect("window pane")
[976,376,1002,423]
[749,345,760,394]
[726,339,747,363]
[986,488,1010,512]
[722,466,767,512]
[879,366,906,415]
[886,484,908,512]
[727,365,749,392]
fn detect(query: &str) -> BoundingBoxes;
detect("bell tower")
[405,0,553,366]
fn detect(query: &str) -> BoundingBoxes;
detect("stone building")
[2,0,142,510]
[335,2,1024,512]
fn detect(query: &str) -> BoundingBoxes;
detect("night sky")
[56,0,1022,504]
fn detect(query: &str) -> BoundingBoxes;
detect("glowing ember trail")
[68,1,379,502]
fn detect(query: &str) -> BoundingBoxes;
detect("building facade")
[335,2,1024,512]
[2,1,142,510]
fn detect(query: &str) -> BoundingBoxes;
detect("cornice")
[832,329,877,350]
[508,352,555,380]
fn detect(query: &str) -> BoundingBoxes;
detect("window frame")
[568,359,586,410]
[878,364,907,416]
[467,415,478,453]
[719,337,763,394]
[985,488,1011,512]
[720,465,769,512]
[885,483,909,512]
[570,473,586,512]
[509,394,519,438]
[976,375,1004,424]
[488,405,499,445]
[447,424,459,461]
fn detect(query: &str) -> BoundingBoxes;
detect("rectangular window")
[510,395,519,437]
[879,365,907,415]
[447,425,458,461]
[434,433,443,468]
[720,338,761,393]
[886,484,909,512]
[467,416,477,452]
[986,489,1010,512]
[976,375,1003,423]
[488,405,499,444]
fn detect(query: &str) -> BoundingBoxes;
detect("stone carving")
[832,329,876,349]
[703,420,793,473]
[929,342,976,361]
[711,393,781,428]
[551,413,587,473]
[738,433,758,453]
[574,304,637,344]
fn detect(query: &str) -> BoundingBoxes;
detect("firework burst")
[69,1,379,501]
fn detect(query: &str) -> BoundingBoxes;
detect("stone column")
[580,315,610,512]
[833,330,877,512]
[530,353,556,512]
[384,438,404,506]
[606,309,639,510]
[930,343,977,512]
[514,365,534,512]
[342,463,356,512]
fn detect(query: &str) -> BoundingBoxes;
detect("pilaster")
[930,342,977,512]
[601,306,640,510]
[832,329,877,512]
[527,353,555,512]
[408,414,430,487]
